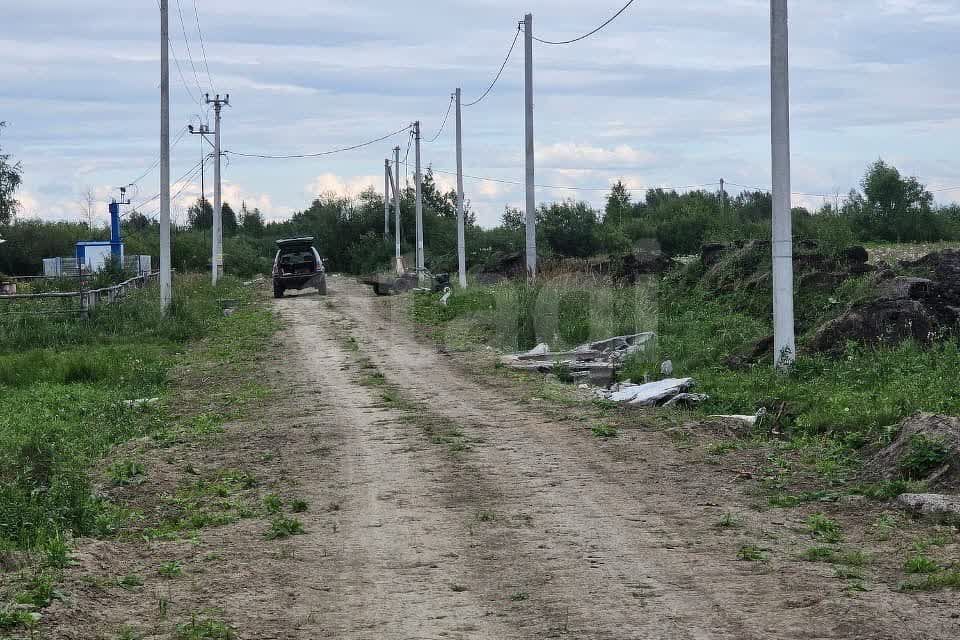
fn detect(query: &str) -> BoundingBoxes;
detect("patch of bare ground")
[37,278,958,639]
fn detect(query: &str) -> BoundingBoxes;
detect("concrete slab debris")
[896,493,960,517]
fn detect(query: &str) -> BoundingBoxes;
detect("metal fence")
[0,271,160,319]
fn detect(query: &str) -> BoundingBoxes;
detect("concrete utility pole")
[188,123,215,281]
[159,0,172,314]
[414,121,425,282]
[771,0,796,369]
[384,159,392,239]
[206,93,229,285]
[455,88,467,289]
[393,146,402,274]
[523,13,537,278]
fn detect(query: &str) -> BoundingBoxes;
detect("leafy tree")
[222,202,238,235]
[0,122,23,225]
[538,200,600,257]
[125,211,154,233]
[188,197,213,230]
[240,202,266,236]
[501,206,524,232]
[605,180,632,227]
[844,160,936,241]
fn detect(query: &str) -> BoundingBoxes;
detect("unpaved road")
[46,278,957,639]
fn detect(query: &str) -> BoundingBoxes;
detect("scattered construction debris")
[501,333,655,387]
[708,408,768,427]
[600,378,696,406]
[896,493,960,517]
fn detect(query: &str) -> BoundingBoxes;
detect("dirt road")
[46,278,957,639]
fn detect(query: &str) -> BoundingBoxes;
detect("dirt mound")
[900,249,960,305]
[612,251,678,284]
[698,240,870,295]
[809,270,960,354]
[865,414,960,489]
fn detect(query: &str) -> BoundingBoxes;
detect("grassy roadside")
[408,271,960,593]
[0,275,278,630]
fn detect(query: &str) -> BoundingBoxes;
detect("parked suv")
[272,237,327,298]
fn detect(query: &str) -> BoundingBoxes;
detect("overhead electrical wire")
[397,159,717,193]
[127,126,190,190]
[155,0,201,104]
[130,157,207,214]
[463,26,522,107]
[533,0,637,45]
[174,0,208,95]
[424,95,455,143]
[224,125,412,159]
[192,0,217,92]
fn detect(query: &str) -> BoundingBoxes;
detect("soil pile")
[698,241,960,357]
[865,414,960,490]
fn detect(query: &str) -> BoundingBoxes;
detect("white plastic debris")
[663,392,709,407]
[608,378,695,406]
[709,408,767,426]
[660,360,674,376]
[523,343,551,357]
[122,398,160,408]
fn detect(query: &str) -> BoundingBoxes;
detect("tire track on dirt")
[307,277,955,640]
[274,296,521,639]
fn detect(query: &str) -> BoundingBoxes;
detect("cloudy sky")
[2,0,960,227]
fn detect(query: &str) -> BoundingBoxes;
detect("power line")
[398,159,716,193]
[192,0,216,92]
[463,26,522,107]
[174,0,207,95]
[224,125,412,159]
[168,31,202,104]
[146,160,209,221]
[726,181,847,199]
[130,157,207,214]
[156,0,201,104]
[533,0,637,45]
[424,95,455,143]
[127,126,190,189]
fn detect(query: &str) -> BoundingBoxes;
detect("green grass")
[904,554,940,574]
[0,275,277,633]
[807,514,844,543]
[158,560,184,579]
[737,545,768,562]
[591,423,619,438]
[176,615,235,640]
[900,570,960,592]
[264,516,305,540]
[898,434,950,479]
[0,275,274,552]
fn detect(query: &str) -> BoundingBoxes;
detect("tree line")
[2,115,959,280]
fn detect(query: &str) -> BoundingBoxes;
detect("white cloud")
[537,143,655,169]
[305,173,382,198]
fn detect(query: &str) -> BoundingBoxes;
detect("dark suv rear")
[272,237,327,298]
